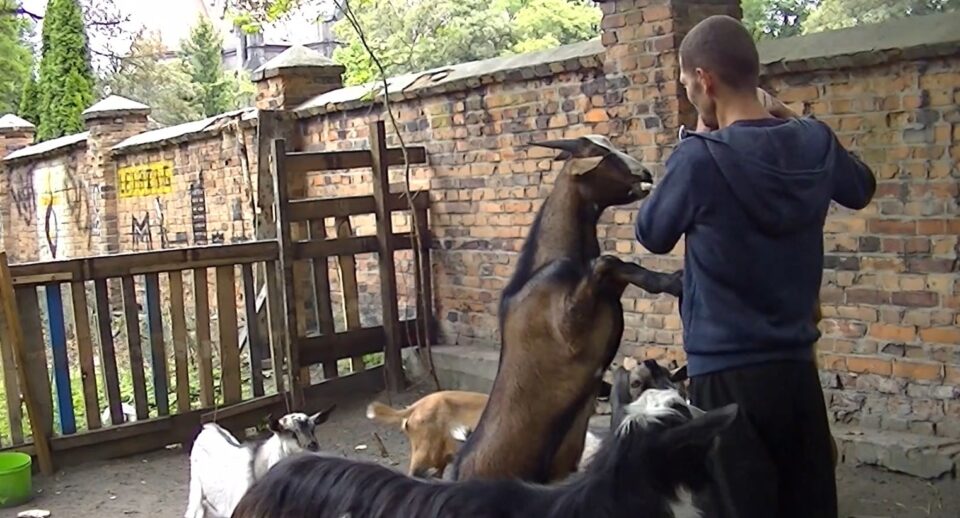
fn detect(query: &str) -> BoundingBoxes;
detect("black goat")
[231,390,737,518]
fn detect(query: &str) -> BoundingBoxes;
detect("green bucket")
[0,452,32,508]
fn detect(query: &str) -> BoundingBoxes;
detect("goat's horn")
[529,138,583,155]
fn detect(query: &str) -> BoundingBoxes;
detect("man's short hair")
[679,15,759,92]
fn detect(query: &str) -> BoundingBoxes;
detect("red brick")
[868,323,916,342]
[919,327,960,345]
[892,360,943,381]
[868,219,917,235]
[846,356,892,376]
[890,291,939,308]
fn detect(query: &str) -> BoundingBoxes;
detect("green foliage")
[102,32,204,125]
[18,74,40,124]
[180,17,235,117]
[36,0,95,141]
[0,1,34,116]
[803,0,959,33]
[327,0,600,86]
[741,0,813,39]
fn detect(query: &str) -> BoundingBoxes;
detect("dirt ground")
[8,386,959,518]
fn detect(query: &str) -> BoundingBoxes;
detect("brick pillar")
[252,45,346,111]
[82,95,151,255]
[597,0,742,164]
[0,114,36,256]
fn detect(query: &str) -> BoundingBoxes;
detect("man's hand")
[757,88,798,119]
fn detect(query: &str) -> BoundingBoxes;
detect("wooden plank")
[293,233,414,260]
[334,217,365,373]
[16,286,54,444]
[144,273,169,417]
[0,286,24,444]
[0,252,55,475]
[168,271,191,413]
[308,220,338,380]
[285,146,427,175]
[94,279,122,426]
[70,281,100,430]
[193,268,215,408]
[45,284,76,435]
[241,264,265,397]
[369,121,405,391]
[121,276,149,420]
[413,205,435,353]
[299,321,419,366]
[287,190,430,222]
[216,266,242,405]
[10,242,279,284]
[264,260,286,395]
[256,110,282,242]
[272,138,304,408]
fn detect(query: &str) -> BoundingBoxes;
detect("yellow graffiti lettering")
[118,161,174,199]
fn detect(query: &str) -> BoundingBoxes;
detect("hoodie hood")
[686,117,837,235]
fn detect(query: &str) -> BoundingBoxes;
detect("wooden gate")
[0,119,432,471]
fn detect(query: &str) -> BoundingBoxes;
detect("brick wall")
[1,5,957,437]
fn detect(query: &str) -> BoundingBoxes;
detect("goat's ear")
[669,365,688,383]
[267,415,282,433]
[529,138,583,158]
[566,156,604,176]
[658,403,737,457]
[310,404,336,426]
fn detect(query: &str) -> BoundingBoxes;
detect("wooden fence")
[0,120,433,471]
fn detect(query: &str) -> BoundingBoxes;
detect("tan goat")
[367,391,488,478]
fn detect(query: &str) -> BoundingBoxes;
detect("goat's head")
[610,359,689,432]
[531,135,653,207]
[604,389,737,503]
[267,405,336,453]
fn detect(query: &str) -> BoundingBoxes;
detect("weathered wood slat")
[241,264,264,398]
[412,205,436,358]
[144,273,169,417]
[369,121,405,391]
[264,261,286,395]
[334,217,365,373]
[94,279,122,426]
[45,283,76,435]
[292,233,413,260]
[216,266,242,405]
[272,138,304,407]
[193,268,215,408]
[0,282,24,444]
[308,220,338,380]
[70,281,101,430]
[121,276,149,421]
[168,271,191,413]
[285,147,427,175]
[299,322,419,366]
[286,191,429,222]
[0,252,55,474]
[10,242,279,284]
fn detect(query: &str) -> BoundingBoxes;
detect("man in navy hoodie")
[634,15,876,518]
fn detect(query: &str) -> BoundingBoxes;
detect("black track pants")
[689,360,838,518]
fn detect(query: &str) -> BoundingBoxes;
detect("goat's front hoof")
[665,269,683,296]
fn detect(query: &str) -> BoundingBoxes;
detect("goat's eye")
[630,381,641,389]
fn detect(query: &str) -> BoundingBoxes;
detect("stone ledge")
[835,425,960,480]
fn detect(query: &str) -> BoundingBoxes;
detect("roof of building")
[4,131,89,162]
[82,95,151,120]
[0,114,35,131]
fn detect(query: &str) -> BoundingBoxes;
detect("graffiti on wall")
[35,163,68,260]
[189,171,208,245]
[118,161,173,199]
[11,165,37,224]
[130,197,172,251]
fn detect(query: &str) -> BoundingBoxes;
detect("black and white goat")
[231,390,737,518]
[578,359,689,471]
[184,407,335,518]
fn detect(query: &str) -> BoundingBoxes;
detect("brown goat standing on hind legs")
[452,135,683,483]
